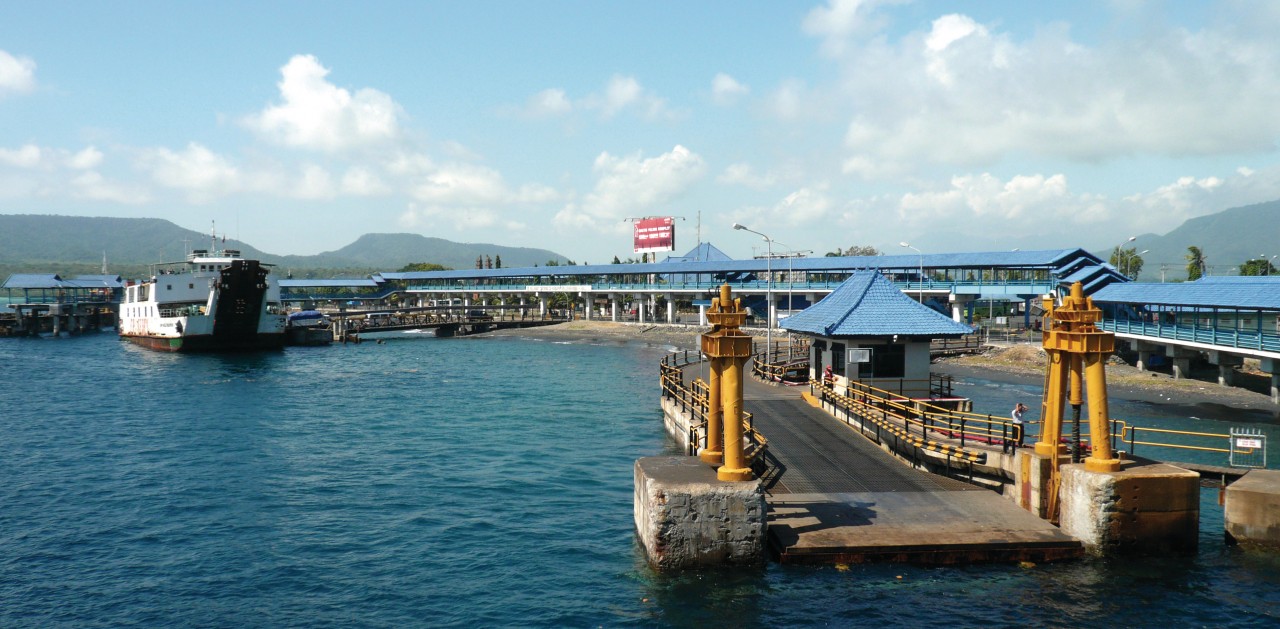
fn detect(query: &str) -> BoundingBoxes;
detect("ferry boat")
[119,247,286,351]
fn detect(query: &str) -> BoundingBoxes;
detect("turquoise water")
[2,333,1279,627]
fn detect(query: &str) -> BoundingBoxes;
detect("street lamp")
[733,223,774,357]
[899,242,923,303]
[1118,235,1136,277]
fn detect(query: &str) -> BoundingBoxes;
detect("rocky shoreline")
[481,321,1279,413]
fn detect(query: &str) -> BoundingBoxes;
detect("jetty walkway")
[667,358,1083,564]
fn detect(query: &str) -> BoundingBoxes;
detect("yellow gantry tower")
[700,284,756,482]
[1038,281,1122,473]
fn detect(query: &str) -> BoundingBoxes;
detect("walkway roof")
[782,272,975,338]
[380,247,1104,282]
[1090,279,1280,310]
[2,274,124,290]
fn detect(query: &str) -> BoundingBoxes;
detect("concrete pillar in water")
[666,293,675,324]
[698,304,707,326]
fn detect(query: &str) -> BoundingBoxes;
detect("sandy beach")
[481,321,1280,414]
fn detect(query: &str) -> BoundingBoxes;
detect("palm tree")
[1185,246,1206,281]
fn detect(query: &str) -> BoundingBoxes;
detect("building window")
[831,343,845,377]
[872,344,906,378]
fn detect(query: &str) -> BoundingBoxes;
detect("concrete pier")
[633,456,766,570]
[1058,461,1200,555]
[1224,469,1280,548]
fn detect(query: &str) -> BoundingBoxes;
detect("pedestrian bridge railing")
[1101,320,1280,353]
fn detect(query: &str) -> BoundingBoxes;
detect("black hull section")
[214,260,272,344]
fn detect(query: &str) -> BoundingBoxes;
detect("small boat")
[286,310,334,346]
[118,240,286,352]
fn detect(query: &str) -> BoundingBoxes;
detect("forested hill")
[0,215,568,276]
[1114,200,1280,280]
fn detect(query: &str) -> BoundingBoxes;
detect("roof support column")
[610,294,618,322]
[666,293,675,324]
[582,291,592,321]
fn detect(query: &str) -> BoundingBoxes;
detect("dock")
[742,371,1082,564]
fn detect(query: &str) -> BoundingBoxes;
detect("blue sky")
[3,1,1280,265]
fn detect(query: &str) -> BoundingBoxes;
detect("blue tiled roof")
[663,242,733,263]
[382,247,1100,282]
[781,271,975,337]
[1091,281,1280,310]
[3,274,65,289]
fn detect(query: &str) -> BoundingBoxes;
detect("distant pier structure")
[1,274,121,336]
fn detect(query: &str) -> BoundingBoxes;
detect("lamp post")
[899,242,923,303]
[733,223,773,357]
[1118,235,1136,277]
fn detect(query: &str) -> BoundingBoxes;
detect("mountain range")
[1110,200,1280,281]
[0,215,569,278]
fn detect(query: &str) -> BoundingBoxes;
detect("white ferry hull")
[119,256,286,352]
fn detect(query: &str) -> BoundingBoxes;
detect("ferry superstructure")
[119,248,286,351]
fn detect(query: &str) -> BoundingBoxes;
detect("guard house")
[782,271,975,399]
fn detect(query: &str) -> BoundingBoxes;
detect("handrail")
[814,380,988,465]
[661,350,768,468]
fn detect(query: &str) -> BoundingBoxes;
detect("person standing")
[1012,403,1028,447]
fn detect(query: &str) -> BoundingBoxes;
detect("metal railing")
[660,350,768,468]
[1101,319,1280,353]
[816,378,1022,456]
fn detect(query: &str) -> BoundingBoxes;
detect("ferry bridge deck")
[729,367,1082,564]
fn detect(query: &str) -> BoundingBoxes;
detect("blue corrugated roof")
[1091,281,1280,310]
[781,271,975,337]
[1193,275,1280,283]
[383,247,1100,282]
[3,274,66,289]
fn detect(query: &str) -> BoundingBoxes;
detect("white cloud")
[341,166,390,195]
[0,49,36,95]
[139,142,240,201]
[557,145,705,229]
[71,171,149,204]
[802,0,904,56]
[711,73,749,105]
[805,6,1280,176]
[68,146,104,170]
[0,144,43,168]
[718,162,785,190]
[244,54,403,152]
[525,88,573,117]
[524,75,675,121]
[294,164,335,199]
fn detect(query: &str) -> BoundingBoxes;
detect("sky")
[3,0,1280,265]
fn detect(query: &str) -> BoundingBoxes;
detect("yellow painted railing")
[661,351,768,467]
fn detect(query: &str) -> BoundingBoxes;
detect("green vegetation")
[1239,258,1277,276]
[1109,247,1145,279]
[825,245,880,257]
[1185,246,1206,281]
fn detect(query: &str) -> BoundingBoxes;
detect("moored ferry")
[119,247,286,351]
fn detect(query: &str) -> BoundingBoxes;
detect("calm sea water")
[2,332,1279,628]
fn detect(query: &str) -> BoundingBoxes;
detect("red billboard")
[633,217,675,254]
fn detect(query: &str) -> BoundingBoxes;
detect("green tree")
[825,245,880,257]
[1109,246,1145,279]
[611,255,622,264]
[397,262,450,272]
[494,255,502,269]
[1185,246,1206,281]
[1240,258,1277,276]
